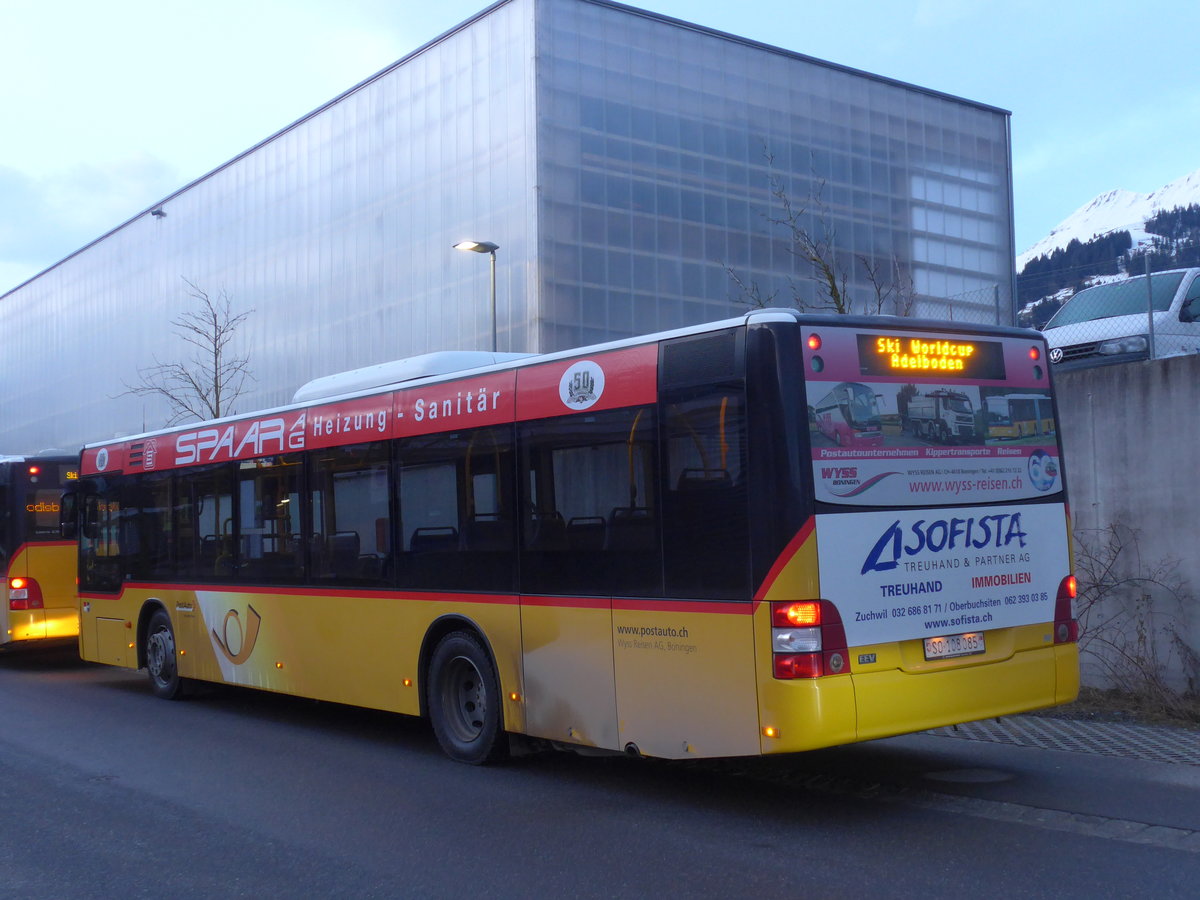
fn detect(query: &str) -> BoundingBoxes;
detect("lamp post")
[453,240,499,352]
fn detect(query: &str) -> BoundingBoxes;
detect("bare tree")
[728,151,916,316]
[121,278,254,425]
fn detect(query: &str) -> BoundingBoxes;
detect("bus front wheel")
[145,608,185,700]
[427,631,508,765]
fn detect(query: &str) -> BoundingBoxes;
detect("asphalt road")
[1,645,1197,898]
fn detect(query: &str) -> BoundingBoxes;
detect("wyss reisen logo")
[558,360,605,411]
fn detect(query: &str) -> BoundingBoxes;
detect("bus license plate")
[924,632,985,661]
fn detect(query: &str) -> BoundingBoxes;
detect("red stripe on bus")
[81,583,522,604]
[612,597,751,615]
[753,516,817,602]
[519,595,611,610]
[83,346,661,475]
[78,585,752,615]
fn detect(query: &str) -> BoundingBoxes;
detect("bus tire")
[427,630,508,765]
[145,608,185,701]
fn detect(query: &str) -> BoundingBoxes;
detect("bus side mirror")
[60,491,79,540]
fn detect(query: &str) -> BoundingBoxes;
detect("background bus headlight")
[1098,335,1148,355]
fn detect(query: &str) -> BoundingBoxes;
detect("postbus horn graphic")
[212,604,263,665]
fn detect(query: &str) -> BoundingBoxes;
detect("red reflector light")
[774,653,824,679]
[807,333,822,350]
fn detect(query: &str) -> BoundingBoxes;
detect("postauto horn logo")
[861,512,1029,574]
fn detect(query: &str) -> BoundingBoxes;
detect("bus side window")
[519,406,662,598]
[662,387,750,600]
[174,464,235,581]
[236,455,304,583]
[79,490,123,593]
[395,425,516,593]
[309,442,392,586]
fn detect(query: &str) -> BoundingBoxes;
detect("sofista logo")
[861,512,1028,574]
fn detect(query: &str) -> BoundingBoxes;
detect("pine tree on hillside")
[1017,231,1132,307]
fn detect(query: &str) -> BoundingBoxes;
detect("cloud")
[0,156,180,292]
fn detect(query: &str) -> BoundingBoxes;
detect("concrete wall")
[1056,355,1200,693]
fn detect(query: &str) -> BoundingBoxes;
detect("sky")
[3,0,1199,294]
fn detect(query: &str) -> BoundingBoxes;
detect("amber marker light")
[1054,574,1080,644]
[772,601,821,627]
[403,678,413,687]
[509,692,522,702]
[762,726,780,739]
[276,662,284,669]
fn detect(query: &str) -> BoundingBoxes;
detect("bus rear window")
[21,463,76,539]
[803,327,1062,507]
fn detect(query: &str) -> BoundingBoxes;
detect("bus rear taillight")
[8,577,45,610]
[1054,575,1078,644]
[771,600,848,678]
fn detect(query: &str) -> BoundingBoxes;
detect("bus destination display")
[857,334,1006,380]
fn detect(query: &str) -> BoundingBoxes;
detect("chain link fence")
[915,283,1006,326]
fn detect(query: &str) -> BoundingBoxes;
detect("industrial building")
[0,0,1015,451]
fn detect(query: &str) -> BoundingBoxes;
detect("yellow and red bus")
[2,453,79,648]
[984,391,1057,441]
[70,311,1078,763]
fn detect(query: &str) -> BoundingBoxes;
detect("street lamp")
[453,240,499,352]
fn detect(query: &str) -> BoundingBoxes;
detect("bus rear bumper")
[5,605,80,644]
[758,643,1079,754]
[853,642,1079,743]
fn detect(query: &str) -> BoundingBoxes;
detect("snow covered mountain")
[1018,168,1200,271]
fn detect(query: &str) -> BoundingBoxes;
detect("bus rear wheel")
[427,631,507,765]
[145,608,185,700]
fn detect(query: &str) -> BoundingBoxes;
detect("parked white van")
[1042,267,1200,371]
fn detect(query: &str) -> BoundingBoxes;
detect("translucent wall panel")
[534,0,1014,349]
[0,1,536,452]
[0,0,1013,453]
